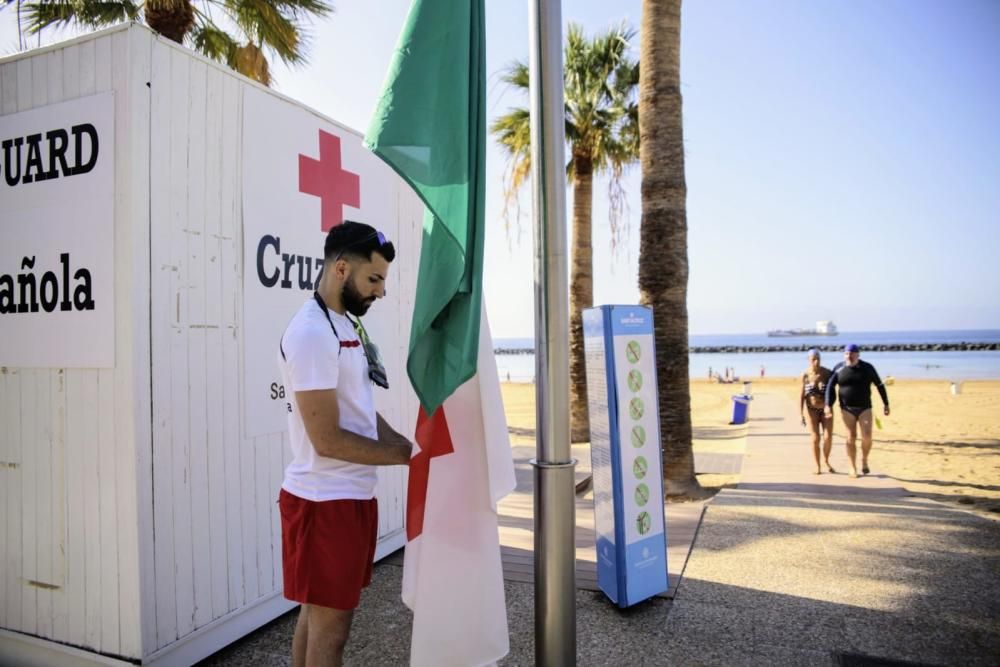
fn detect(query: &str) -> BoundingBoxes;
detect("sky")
[2,0,998,337]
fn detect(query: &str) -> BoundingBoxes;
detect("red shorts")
[278,489,378,610]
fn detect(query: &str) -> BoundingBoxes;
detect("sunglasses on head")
[334,229,388,263]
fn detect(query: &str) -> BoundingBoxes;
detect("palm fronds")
[18,0,333,87]
[491,22,639,247]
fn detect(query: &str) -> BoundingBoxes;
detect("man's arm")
[824,368,838,407]
[824,367,839,417]
[869,364,890,415]
[296,389,411,465]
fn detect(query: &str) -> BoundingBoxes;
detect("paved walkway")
[658,390,1000,665]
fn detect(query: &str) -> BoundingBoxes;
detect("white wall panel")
[203,62,229,624]
[0,59,16,634]
[64,368,91,649]
[116,25,152,660]
[148,31,178,652]
[1,366,24,632]
[219,74,244,617]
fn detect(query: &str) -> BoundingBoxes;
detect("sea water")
[494,330,1000,382]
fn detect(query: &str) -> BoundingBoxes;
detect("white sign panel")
[0,93,115,368]
[242,87,416,437]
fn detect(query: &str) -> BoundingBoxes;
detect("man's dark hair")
[324,220,396,263]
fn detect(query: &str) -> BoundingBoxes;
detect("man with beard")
[277,221,413,667]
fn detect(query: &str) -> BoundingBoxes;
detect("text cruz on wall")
[256,234,325,291]
[2,123,99,186]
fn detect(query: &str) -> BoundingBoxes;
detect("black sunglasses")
[334,230,388,263]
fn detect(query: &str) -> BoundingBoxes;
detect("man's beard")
[342,277,375,317]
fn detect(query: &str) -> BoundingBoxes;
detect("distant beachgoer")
[800,349,834,474]
[760,365,765,378]
[825,344,890,478]
[708,366,713,380]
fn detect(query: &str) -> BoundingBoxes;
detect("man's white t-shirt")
[278,297,377,501]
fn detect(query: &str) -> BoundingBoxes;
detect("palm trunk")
[638,0,701,496]
[569,153,594,443]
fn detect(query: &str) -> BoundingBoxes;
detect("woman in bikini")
[800,349,834,474]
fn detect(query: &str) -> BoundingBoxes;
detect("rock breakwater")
[494,342,1000,355]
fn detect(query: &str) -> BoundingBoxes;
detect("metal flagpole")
[528,0,576,664]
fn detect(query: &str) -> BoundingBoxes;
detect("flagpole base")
[531,458,577,666]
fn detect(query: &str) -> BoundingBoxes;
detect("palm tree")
[492,23,639,443]
[637,0,701,496]
[16,0,332,86]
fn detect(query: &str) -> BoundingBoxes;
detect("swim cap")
[844,343,859,353]
[807,348,820,358]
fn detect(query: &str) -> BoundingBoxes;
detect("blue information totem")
[583,305,669,607]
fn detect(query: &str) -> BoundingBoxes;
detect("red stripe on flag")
[407,406,455,541]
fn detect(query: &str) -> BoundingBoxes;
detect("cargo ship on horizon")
[767,320,839,337]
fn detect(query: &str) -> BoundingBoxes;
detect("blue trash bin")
[730,394,751,425]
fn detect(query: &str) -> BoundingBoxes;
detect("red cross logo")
[298,130,361,232]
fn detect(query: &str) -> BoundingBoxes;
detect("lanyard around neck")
[313,292,365,354]
[313,291,342,338]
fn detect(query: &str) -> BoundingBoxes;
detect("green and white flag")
[365,0,486,415]
[365,1,515,665]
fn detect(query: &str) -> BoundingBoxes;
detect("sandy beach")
[500,378,1000,517]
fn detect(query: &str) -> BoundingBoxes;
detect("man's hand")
[377,413,414,464]
[801,414,806,427]
[824,406,833,419]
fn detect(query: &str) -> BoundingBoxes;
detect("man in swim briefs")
[800,348,834,474]
[824,343,890,478]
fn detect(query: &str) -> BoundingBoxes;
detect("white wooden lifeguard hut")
[0,23,422,665]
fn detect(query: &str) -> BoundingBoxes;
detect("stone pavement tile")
[655,642,756,667]
[505,586,676,666]
[752,643,835,667]
[934,605,1000,638]
[212,649,290,666]
[730,562,928,612]
[197,613,297,665]
[748,605,851,654]
[711,491,932,519]
[843,609,1000,667]
[672,576,770,612]
[201,613,295,658]
[660,599,756,666]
